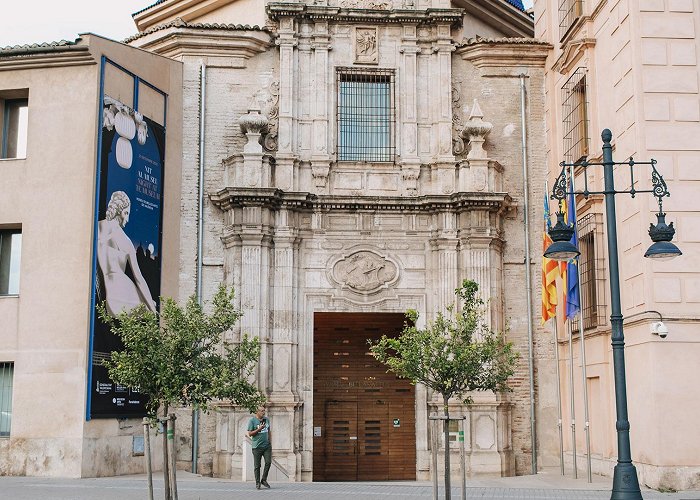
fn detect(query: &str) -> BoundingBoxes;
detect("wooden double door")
[313,312,416,481]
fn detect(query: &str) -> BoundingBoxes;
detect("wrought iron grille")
[559,0,583,40]
[573,212,607,332]
[336,67,395,163]
[0,362,13,437]
[562,67,589,165]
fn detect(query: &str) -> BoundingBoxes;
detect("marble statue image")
[97,191,157,316]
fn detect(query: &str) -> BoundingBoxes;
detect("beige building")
[534,0,700,491]
[0,35,183,476]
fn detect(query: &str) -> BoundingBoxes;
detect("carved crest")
[332,251,398,293]
[355,27,378,64]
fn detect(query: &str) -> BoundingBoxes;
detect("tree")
[369,279,517,500]
[99,284,265,498]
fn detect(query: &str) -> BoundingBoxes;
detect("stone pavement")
[1,468,699,500]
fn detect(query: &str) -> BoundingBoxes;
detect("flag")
[565,178,580,319]
[541,185,558,324]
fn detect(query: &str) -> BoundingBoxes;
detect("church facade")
[128,0,552,481]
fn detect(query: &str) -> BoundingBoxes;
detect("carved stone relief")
[451,82,466,156]
[355,27,378,64]
[331,250,398,293]
[255,79,280,152]
[338,0,391,9]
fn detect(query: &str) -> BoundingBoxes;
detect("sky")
[0,1,149,48]
[1,0,535,48]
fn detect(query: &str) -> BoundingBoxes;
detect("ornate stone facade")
[128,0,550,483]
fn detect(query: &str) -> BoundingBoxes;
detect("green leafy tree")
[99,284,266,419]
[369,279,517,499]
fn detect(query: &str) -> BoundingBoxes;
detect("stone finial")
[461,99,492,160]
[239,105,269,154]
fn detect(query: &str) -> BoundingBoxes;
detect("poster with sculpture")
[88,95,165,418]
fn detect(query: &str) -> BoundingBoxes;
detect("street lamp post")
[545,129,681,500]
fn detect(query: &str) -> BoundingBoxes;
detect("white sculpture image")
[97,191,157,316]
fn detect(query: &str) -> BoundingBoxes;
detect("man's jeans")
[252,445,271,484]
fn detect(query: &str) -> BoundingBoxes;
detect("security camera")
[651,321,668,339]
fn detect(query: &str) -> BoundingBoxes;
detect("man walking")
[247,406,272,489]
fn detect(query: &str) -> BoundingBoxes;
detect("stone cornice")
[266,3,463,27]
[454,0,534,38]
[127,23,272,59]
[0,41,96,71]
[210,187,512,213]
[124,17,269,44]
[456,37,551,68]
[133,0,241,32]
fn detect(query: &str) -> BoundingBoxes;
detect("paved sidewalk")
[1,469,699,500]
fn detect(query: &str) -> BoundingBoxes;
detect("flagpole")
[553,319,565,475]
[567,318,577,478]
[569,165,593,483]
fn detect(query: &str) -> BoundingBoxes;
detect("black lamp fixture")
[644,210,682,260]
[543,211,580,261]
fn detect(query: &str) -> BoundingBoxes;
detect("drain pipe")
[192,64,207,474]
[519,73,537,475]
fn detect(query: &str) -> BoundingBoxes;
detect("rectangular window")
[0,362,13,437]
[559,0,583,40]
[0,229,22,295]
[1,98,28,159]
[574,213,606,332]
[562,68,589,165]
[337,68,395,163]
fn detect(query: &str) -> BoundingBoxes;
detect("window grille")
[573,212,607,332]
[0,362,13,437]
[562,67,589,165]
[559,0,583,40]
[336,67,395,163]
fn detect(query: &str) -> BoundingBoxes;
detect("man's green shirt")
[247,416,270,449]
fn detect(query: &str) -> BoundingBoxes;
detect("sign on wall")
[87,59,167,419]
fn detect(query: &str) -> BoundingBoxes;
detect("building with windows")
[534,0,700,490]
[1,0,567,483]
[0,35,182,476]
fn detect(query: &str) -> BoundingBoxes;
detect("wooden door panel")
[324,401,358,480]
[313,313,416,481]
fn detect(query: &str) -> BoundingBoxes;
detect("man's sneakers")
[261,480,271,488]
[256,483,261,490]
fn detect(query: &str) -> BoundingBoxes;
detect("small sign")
[314,426,322,437]
[393,418,400,428]
[458,430,464,442]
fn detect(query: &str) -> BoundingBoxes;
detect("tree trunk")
[162,406,170,500]
[443,394,451,500]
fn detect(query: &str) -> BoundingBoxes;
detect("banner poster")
[89,95,165,418]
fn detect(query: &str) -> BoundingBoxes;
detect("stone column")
[310,20,332,191]
[276,16,298,191]
[400,24,421,196]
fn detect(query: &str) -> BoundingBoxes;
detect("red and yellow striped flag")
[542,186,558,324]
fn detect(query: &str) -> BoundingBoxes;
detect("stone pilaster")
[276,15,298,192]
[431,23,456,194]
[400,24,421,196]
[310,20,332,192]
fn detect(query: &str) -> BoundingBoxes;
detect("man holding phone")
[247,406,271,489]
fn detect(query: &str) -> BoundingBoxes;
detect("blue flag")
[566,179,580,319]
